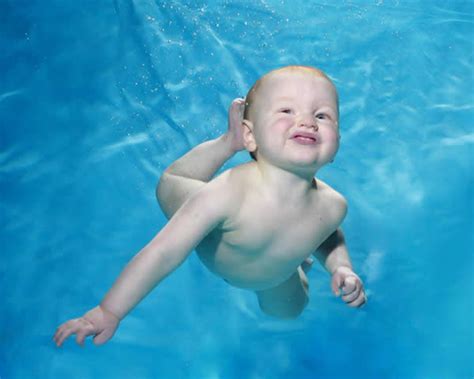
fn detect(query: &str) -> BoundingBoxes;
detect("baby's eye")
[315,113,328,120]
[279,108,293,114]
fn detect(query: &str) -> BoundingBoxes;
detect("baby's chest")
[221,205,333,257]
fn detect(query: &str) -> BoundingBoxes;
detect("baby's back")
[195,162,347,291]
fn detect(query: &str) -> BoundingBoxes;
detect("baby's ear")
[242,119,257,153]
[242,119,252,130]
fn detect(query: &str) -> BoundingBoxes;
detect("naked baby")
[54,65,367,347]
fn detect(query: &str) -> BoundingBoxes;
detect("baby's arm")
[313,228,353,275]
[314,228,367,308]
[54,179,231,347]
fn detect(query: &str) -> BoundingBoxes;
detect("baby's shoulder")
[314,178,348,218]
[216,162,253,186]
[206,164,248,200]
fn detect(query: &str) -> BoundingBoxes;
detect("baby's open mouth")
[293,135,316,142]
[290,133,319,145]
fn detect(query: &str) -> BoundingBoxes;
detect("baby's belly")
[195,234,313,291]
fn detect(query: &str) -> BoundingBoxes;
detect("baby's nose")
[298,115,318,129]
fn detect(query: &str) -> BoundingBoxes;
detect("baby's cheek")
[323,131,340,154]
[324,130,340,144]
[275,119,292,131]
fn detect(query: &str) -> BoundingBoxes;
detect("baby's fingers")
[342,286,360,303]
[346,290,367,308]
[341,277,361,301]
[231,97,245,106]
[229,98,245,114]
[76,321,96,346]
[54,319,79,347]
[342,276,358,292]
[54,318,94,347]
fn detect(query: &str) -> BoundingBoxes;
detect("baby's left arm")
[313,228,367,308]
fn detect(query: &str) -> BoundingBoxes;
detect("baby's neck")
[252,161,318,205]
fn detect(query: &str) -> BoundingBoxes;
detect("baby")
[54,65,367,347]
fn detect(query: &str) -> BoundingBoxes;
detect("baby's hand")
[53,305,119,347]
[331,266,367,308]
[225,98,246,152]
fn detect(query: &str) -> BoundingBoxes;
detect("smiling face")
[243,68,340,171]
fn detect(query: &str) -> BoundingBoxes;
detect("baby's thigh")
[255,270,309,319]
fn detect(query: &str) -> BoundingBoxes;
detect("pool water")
[1,1,473,378]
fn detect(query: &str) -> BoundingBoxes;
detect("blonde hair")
[243,65,337,161]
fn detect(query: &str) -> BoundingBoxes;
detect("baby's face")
[249,70,340,169]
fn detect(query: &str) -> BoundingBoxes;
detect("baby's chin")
[288,151,337,171]
[270,154,324,173]
[288,145,333,161]
[257,146,336,170]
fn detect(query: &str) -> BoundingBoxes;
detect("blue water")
[1,1,473,378]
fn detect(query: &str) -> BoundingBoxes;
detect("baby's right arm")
[53,179,231,347]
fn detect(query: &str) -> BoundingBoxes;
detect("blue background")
[1,1,473,378]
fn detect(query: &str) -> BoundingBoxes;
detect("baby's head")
[242,65,340,165]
